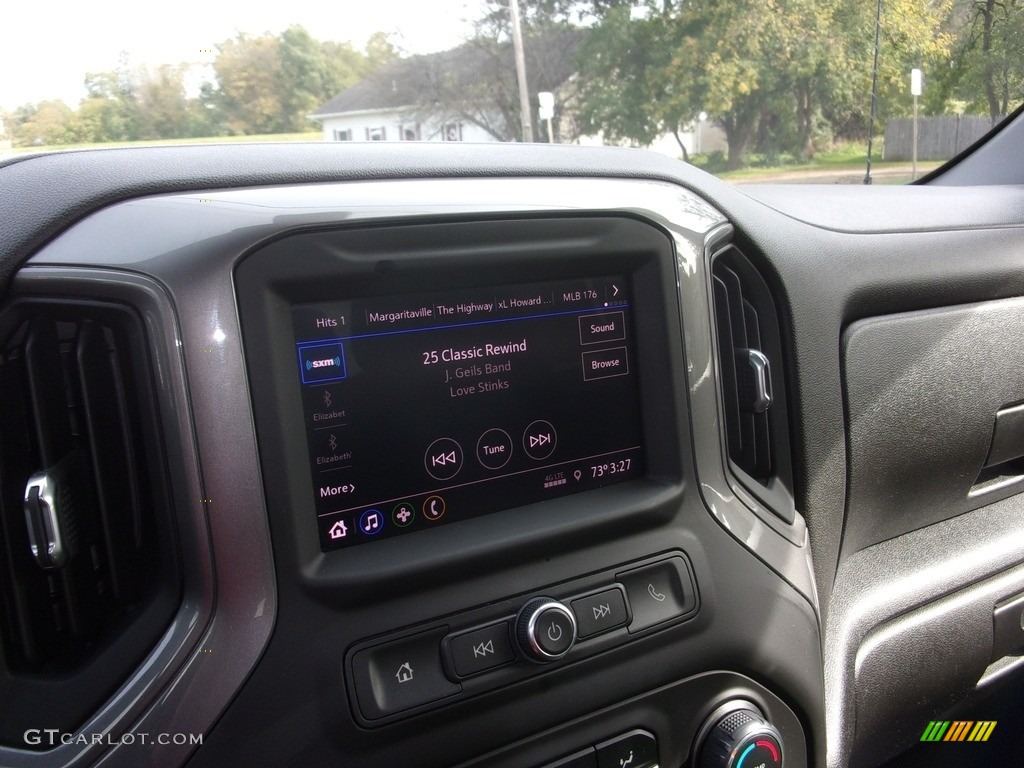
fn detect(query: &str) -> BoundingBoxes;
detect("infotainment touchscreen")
[292,275,645,551]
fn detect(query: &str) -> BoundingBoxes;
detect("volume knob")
[697,702,784,768]
[515,597,577,662]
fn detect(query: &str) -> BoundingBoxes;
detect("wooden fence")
[883,115,995,161]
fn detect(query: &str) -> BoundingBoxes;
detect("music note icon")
[359,509,383,536]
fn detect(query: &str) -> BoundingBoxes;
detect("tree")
[210,26,378,134]
[12,101,76,147]
[575,0,953,169]
[280,26,376,132]
[363,31,399,72]
[575,6,680,149]
[848,0,954,130]
[395,0,582,142]
[941,0,1024,123]
[578,0,806,168]
[72,62,141,143]
[134,65,195,140]
[212,33,286,134]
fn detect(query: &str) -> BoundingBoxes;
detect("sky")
[1,0,480,111]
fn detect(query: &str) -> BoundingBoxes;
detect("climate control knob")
[696,701,784,768]
[515,597,577,662]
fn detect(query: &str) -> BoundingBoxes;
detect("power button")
[516,597,577,662]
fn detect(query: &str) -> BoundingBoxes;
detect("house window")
[441,123,463,142]
[400,123,420,141]
[366,126,386,141]
[333,129,352,141]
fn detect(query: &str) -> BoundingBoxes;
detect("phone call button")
[422,495,446,521]
[617,558,697,633]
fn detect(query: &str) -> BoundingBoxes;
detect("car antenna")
[864,0,883,185]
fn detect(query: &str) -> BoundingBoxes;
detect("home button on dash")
[351,629,460,719]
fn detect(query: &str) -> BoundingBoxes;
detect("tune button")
[515,597,577,662]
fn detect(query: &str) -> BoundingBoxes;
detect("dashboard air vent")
[0,299,180,748]
[711,246,795,523]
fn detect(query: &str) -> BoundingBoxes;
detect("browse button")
[582,347,629,381]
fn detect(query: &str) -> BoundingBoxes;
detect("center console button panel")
[346,554,698,724]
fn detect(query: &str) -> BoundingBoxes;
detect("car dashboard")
[1,140,1023,768]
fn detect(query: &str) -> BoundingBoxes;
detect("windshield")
[2,0,1021,183]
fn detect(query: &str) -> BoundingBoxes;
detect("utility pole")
[510,0,534,142]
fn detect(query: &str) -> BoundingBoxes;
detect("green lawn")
[696,143,941,184]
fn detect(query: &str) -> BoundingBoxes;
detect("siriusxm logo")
[299,343,348,384]
[305,356,341,371]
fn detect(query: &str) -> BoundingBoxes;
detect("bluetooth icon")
[322,390,333,408]
[328,434,338,451]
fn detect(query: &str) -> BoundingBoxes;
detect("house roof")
[311,28,585,118]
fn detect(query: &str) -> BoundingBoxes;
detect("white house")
[310,32,727,160]
[311,32,583,146]
[310,56,500,145]
[311,107,498,145]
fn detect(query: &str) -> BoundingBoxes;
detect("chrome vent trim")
[710,245,796,525]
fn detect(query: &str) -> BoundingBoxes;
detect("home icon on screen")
[328,521,348,540]
[395,662,414,684]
